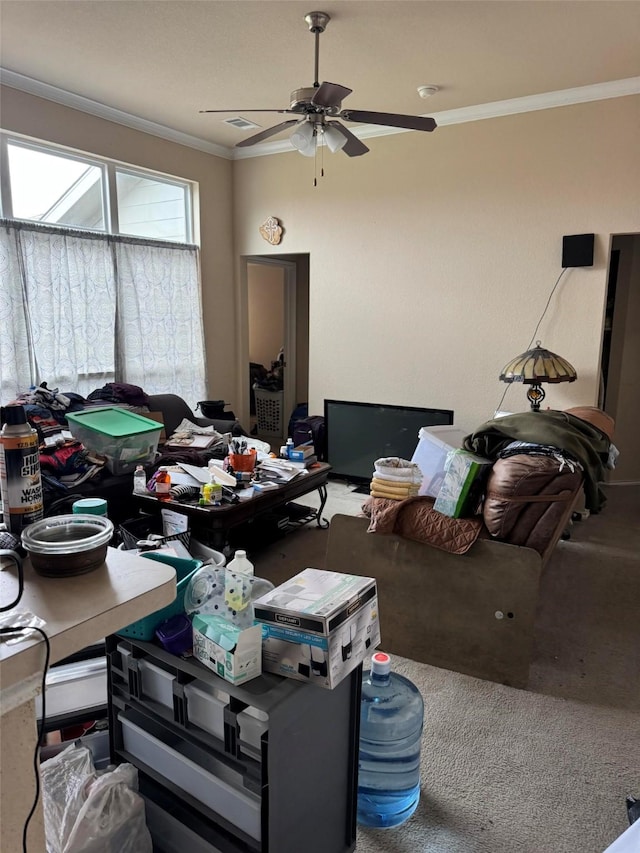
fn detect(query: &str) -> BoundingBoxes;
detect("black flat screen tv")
[324,399,454,485]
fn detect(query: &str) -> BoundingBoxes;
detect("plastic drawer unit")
[107,635,361,853]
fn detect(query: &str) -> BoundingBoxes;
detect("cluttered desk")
[133,449,331,550]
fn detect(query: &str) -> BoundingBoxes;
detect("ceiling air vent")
[223,117,261,130]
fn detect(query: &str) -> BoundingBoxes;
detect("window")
[7,141,106,230]
[116,170,190,242]
[0,133,205,405]
[1,133,194,243]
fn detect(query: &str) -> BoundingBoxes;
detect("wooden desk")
[133,462,331,548]
[0,548,176,852]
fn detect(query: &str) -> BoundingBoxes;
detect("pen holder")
[229,449,257,473]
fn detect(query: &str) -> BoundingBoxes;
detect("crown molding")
[234,76,640,158]
[0,68,232,160]
[2,68,638,162]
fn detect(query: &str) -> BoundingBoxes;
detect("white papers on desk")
[259,459,308,482]
[177,462,236,487]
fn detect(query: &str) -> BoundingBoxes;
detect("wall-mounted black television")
[324,399,454,485]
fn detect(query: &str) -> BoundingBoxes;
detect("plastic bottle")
[133,465,147,495]
[226,549,254,576]
[225,549,255,612]
[0,405,44,535]
[357,651,424,829]
[155,466,171,501]
[285,437,294,459]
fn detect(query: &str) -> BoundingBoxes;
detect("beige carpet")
[248,483,640,852]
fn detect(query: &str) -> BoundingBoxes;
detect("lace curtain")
[0,221,206,404]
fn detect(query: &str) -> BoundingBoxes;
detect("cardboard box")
[433,449,492,517]
[192,614,262,685]
[411,426,468,497]
[253,568,381,689]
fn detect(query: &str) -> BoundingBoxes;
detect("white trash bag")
[41,743,152,853]
[41,743,95,853]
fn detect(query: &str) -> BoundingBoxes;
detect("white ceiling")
[1,0,639,157]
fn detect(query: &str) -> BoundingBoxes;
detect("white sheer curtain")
[0,224,34,400]
[0,221,206,404]
[115,239,206,403]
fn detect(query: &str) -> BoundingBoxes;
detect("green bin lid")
[66,407,161,437]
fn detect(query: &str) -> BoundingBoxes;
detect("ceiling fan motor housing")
[290,87,342,114]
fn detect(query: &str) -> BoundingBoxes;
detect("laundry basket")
[254,387,284,436]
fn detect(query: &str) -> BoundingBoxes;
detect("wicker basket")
[118,515,191,552]
[254,387,284,436]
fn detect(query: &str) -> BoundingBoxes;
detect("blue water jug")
[357,651,424,828]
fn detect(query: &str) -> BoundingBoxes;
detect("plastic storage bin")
[117,551,202,641]
[119,714,262,841]
[411,426,467,497]
[184,681,229,741]
[66,406,162,475]
[254,387,284,436]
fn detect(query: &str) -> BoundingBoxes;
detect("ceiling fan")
[200,10,437,157]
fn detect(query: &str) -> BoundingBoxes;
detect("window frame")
[0,131,196,244]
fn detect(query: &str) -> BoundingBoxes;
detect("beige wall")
[247,262,284,367]
[233,97,640,435]
[0,85,236,412]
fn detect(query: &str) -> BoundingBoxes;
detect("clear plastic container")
[21,513,114,577]
[184,565,274,630]
[357,651,424,828]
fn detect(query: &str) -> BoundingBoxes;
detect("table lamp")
[499,341,577,411]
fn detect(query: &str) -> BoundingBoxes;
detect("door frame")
[239,256,297,433]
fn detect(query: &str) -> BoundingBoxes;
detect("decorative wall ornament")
[259,216,283,245]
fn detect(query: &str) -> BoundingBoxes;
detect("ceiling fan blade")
[340,110,437,132]
[236,119,302,148]
[326,121,369,157]
[199,108,293,114]
[311,81,352,109]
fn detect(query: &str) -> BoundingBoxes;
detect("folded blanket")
[362,495,483,554]
[371,477,419,495]
[371,487,419,501]
[374,457,423,484]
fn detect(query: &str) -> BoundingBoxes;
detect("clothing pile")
[370,457,423,501]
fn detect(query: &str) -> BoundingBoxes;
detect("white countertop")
[1,546,176,696]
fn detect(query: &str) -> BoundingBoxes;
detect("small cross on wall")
[259,216,283,245]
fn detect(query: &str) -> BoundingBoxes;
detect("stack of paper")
[258,459,308,482]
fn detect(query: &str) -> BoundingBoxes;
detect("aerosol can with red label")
[0,405,44,535]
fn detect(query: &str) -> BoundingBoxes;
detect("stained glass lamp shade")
[499,341,577,411]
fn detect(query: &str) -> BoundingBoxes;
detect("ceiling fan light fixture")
[322,124,347,153]
[290,120,315,153]
[298,137,317,157]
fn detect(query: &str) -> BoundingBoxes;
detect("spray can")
[0,405,44,535]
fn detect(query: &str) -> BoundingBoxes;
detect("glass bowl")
[21,514,114,577]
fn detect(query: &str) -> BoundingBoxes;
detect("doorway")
[600,234,640,484]
[242,255,310,446]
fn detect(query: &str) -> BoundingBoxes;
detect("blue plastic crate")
[117,552,202,642]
